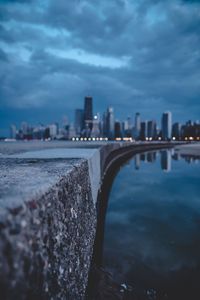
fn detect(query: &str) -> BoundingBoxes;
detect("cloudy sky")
[0,0,200,136]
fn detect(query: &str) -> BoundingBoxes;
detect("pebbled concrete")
[0,157,97,300]
[0,143,101,300]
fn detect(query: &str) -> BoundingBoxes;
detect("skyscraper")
[147,120,157,139]
[84,96,93,130]
[140,121,147,140]
[106,107,115,139]
[91,114,100,138]
[115,121,121,138]
[172,122,181,139]
[135,112,141,139]
[161,111,172,140]
[75,109,84,136]
[10,124,17,139]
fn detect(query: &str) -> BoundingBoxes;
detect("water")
[103,149,200,300]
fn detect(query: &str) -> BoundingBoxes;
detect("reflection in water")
[161,150,171,172]
[134,149,199,172]
[103,150,200,300]
[135,154,140,170]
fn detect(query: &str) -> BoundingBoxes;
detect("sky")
[0,0,200,136]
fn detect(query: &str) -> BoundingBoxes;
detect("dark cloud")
[0,0,32,3]
[0,48,8,61]
[0,0,200,135]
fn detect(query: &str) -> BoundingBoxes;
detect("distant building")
[172,122,181,139]
[68,124,76,140]
[10,124,17,139]
[91,114,100,138]
[115,121,121,138]
[84,96,93,130]
[49,124,57,139]
[21,122,28,136]
[147,120,157,139]
[140,121,147,140]
[75,109,84,136]
[32,124,45,140]
[181,121,200,140]
[126,117,133,137]
[106,107,115,139]
[135,112,141,139]
[161,111,172,140]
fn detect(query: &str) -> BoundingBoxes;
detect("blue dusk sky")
[0,0,200,136]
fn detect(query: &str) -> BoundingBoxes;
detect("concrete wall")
[0,158,96,300]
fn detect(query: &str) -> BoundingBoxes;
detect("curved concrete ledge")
[0,141,181,299]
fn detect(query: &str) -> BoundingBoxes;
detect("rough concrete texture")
[0,158,97,300]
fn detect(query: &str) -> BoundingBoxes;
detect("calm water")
[103,149,200,300]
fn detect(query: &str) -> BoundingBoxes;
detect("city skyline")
[7,96,200,141]
[0,0,200,136]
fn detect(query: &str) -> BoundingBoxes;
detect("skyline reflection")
[135,149,200,172]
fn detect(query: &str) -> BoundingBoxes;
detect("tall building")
[172,122,181,139]
[161,111,172,140]
[21,122,28,136]
[127,116,133,137]
[49,124,57,139]
[115,121,121,138]
[68,124,76,140]
[106,107,115,139]
[10,124,17,139]
[135,112,141,139]
[147,120,157,139]
[140,121,147,140]
[75,109,84,136]
[91,114,100,138]
[84,96,93,130]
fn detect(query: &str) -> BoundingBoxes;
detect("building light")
[88,137,91,141]
[84,138,87,141]
[76,137,79,141]
[189,137,194,141]
[105,137,108,141]
[172,137,176,140]
[158,137,161,141]
[149,137,152,141]
[92,137,95,141]
[72,137,75,141]
[185,137,188,141]
[100,137,103,141]
[146,137,149,141]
